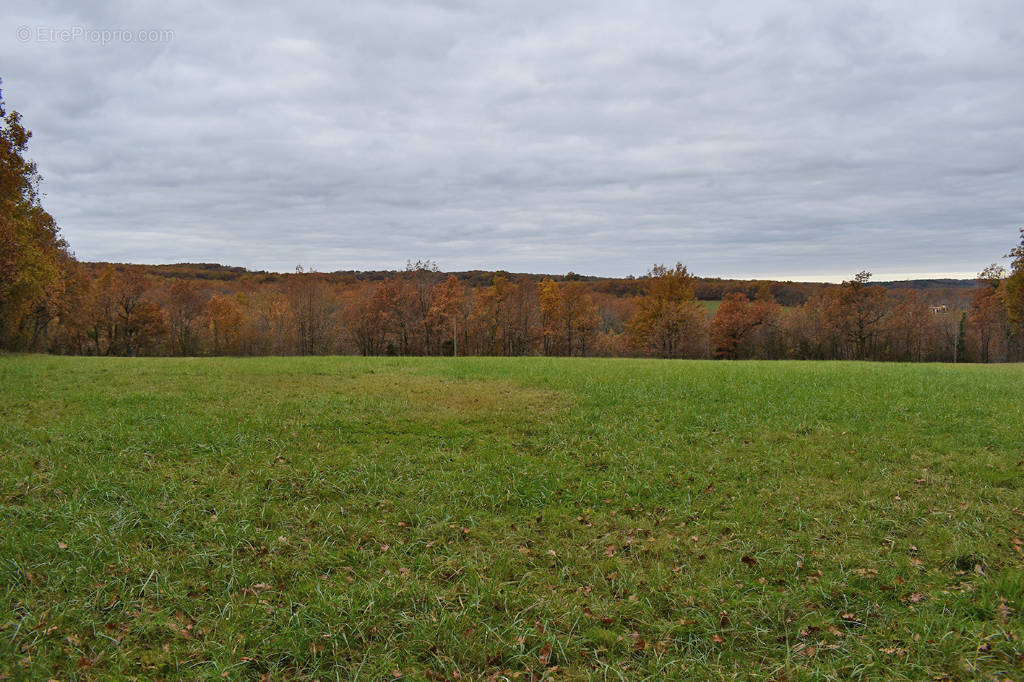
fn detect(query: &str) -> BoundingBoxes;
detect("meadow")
[1,355,1022,680]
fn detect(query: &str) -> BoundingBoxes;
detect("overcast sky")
[2,1,1023,280]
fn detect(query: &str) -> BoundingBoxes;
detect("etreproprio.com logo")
[17,26,175,45]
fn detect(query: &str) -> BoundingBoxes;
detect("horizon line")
[78,260,985,285]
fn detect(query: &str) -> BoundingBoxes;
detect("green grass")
[1,356,1022,680]
[698,299,721,315]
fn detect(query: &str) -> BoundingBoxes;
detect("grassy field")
[698,300,721,315]
[1,356,1022,680]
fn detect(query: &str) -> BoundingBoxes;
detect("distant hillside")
[83,262,974,286]
[81,262,262,281]
[80,262,977,308]
[874,278,977,291]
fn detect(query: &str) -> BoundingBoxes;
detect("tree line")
[3,87,1024,362]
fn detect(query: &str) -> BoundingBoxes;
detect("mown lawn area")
[1,355,1022,680]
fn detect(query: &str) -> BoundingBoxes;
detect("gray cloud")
[2,0,1023,280]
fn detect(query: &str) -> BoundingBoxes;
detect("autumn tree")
[205,293,244,355]
[560,281,600,356]
[48,262,94,355]
[82,265,118,355]
[245,287,293,355]
[286,267,337,355]
[711,287,781,359]
[1004,228,1024,349]
[831,271,888,360]
[344,278,409,355]
[592,294,634,357]
[165,279,204,355]
[112,269,166,355]
[784,290,839,359]
[112,269,147,355]
[467,275,509,355]
[429,274,465,355]
[711,292,752,359]
[538,278,561,356]
[625,264,707,358]
[534,279,598,356]
[79,266,165,356]
[0,83,74,349]
[883,290,933,362]
[968,265,1007,363]
[405,260,443,355]
[385,277,418,355]
[500,278,540,355]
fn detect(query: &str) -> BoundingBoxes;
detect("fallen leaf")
[995,598,1012,624]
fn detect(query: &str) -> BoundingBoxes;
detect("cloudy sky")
[3,1,1023,280]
